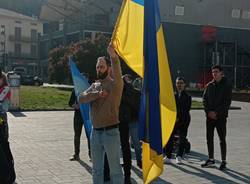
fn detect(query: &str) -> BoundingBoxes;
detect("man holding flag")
[112,0,176,183]
[79,45,124,184]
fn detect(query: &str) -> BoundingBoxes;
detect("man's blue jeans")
[90,127,123,184]
[129,122,142,162]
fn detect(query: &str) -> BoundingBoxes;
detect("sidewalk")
[8,102,250,184]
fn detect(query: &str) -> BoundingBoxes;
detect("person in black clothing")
[119,74,142,184]
[201,65,232,170]
[164,77,191,164]
[0,72,16,184]
[68,90,90,161]
[0,113,16,184]
[119,74,133,184]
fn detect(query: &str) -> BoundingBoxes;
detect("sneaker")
[69,155,80,161]
[219,161,227,170]
[176,156,182,164]
[163,156,172,164]
[201,159,215,168]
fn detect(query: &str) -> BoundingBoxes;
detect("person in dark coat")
[164,77,191,164]
[201,65,232,170]
[68,90,90,161]
[0,72,16,184]
[118,74,142,184]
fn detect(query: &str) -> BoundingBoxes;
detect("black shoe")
[69,155,80,161]
[201,159,215,168]
[219,161,227,170]
[125,175,132,184]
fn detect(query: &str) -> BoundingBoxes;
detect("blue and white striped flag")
[69,58,92,139]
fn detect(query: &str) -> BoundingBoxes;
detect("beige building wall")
[0,8,43,71]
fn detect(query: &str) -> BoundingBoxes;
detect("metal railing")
[9,35,37,43]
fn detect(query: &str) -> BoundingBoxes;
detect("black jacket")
[175,91,192,128]
[119,81,140,123]
[203,78,232,119]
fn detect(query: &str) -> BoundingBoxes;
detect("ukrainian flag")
[112,0,144,76]
[112,0,176,183]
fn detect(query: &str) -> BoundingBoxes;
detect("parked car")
[7,71,43,86]
[20,74,43,86]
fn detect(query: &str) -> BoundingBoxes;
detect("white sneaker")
[163,156,172,164]
[176,156,182,164]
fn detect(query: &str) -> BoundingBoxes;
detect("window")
[0,25,5,35]
[0,42,5,52]
[31,29,37,41]
[15,43,21,55]
[31,44,37,57]
[175,5,185,16]
[84,31,92,39]
[15,20,21,24]
[242,10,250,19]
[15,27,21,41]
[31,22,37,26]
[231,9,241,19]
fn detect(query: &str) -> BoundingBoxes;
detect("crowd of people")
[0,45,232,184]
[68,44,232,184]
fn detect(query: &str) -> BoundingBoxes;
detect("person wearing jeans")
[129,121,142,167]
[79,44,123,184]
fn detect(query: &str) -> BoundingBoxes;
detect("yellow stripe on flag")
[157,26,176,147]
[112,0,144,77]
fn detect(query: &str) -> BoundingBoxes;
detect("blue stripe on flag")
[132,0,144,6]
[141,0,162,154]
[69,59,92,139]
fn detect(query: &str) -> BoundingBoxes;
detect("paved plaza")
[8,101,250,184]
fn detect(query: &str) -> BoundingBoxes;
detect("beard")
[97,70,108,79]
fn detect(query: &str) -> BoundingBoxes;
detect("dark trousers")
[0,114,16,184]
[206,118,227,161]
[73,113,90,157]
[119,121,131,177]
[177,125,189,157]
[164,124,190,158]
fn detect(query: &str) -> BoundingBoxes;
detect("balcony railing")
[9,35,37,43]
[8,52,37,59]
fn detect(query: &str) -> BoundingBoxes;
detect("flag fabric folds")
[112,0,176,183]
[69,59,92,139]
[112,0,144,76]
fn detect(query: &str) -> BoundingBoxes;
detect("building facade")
[40,0,250,88]
[0,8,43,74]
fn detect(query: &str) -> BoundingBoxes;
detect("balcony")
[9,35,37,43]
[8,52,37,59]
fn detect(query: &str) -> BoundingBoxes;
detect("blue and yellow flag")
[112,0,176,183]
[69,59,92,139]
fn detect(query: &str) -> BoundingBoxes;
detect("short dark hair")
[176,76,186,83]
[211,65,223,71]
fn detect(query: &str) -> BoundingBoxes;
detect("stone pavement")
[7,101,250,184]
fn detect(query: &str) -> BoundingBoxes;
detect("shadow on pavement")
[172,163,238,184]
[223,168,250,184]
[10,112,26,117]
[131,165,172,184]
[185,150,249,183]
[78,159,92,175]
